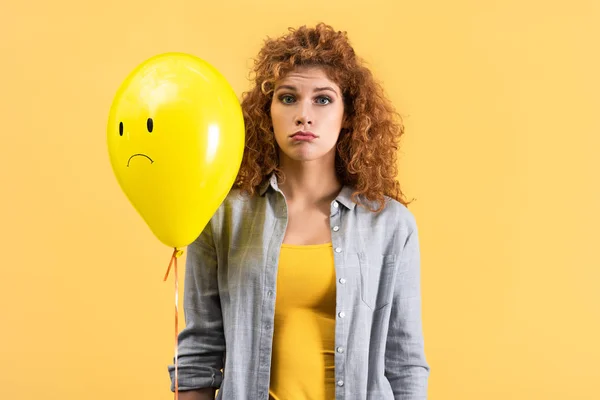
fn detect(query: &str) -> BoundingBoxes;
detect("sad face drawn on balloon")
[118,119,155,167]
[108,76,195,182]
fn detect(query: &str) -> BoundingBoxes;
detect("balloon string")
[164,248,183,400]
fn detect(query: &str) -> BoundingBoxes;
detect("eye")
[119,122,123,136]
[147,118,153,133]
[315,96,332,105]
[279,95,295,104]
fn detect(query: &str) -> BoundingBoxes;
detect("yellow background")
[1,0,598,399]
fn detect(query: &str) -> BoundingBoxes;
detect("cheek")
[323,107,344,132]
[269,107,287,147]
[270,105,286,131]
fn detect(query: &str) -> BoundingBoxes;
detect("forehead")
[276,66,340,89]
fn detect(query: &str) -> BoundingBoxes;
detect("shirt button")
[335,247,342,253]
[337,380,344,387]
[336,347,344,353]
[332,226,340,232]
[339,278,346,284]
[333,201,339,208]
[338,312,345,318]
[267,290,274,297]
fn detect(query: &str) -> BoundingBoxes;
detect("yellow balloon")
[107,52,244,248]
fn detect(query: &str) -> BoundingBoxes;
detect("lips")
[290,131,317,140]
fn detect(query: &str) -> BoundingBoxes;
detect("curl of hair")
[235,23,412,211]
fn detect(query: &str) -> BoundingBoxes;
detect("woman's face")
[270,66,345,165]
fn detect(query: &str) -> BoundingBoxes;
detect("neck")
[277,153,342,207]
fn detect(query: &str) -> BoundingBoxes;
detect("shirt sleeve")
[385,219,431,399]
[167,219,225,392]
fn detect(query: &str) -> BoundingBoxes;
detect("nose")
[295,101,313,126]
[295,115,312,126]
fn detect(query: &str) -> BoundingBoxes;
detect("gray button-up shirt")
[168,174,430,399]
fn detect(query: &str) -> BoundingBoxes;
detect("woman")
[169,23,430,399]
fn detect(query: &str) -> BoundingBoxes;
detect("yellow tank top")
[268,243,336,400]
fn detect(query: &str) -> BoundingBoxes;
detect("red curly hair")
[235,23,412,211]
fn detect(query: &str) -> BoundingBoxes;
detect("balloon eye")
[147,118,153,133]
[119,122,123,136]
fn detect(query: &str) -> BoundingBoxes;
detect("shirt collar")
[258,173,278,196]
[258,173,357,210]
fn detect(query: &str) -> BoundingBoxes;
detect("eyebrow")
[275,85,339,96]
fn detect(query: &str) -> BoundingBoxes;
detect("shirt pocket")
[358,252,397,310]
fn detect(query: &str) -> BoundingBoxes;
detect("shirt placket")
[331,199,348,399]
[257,190,288,399]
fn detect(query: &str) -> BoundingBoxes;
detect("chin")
[279,144,335,164]
[285,148,321,162]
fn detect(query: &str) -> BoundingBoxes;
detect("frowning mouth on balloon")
[127,153,154,167]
